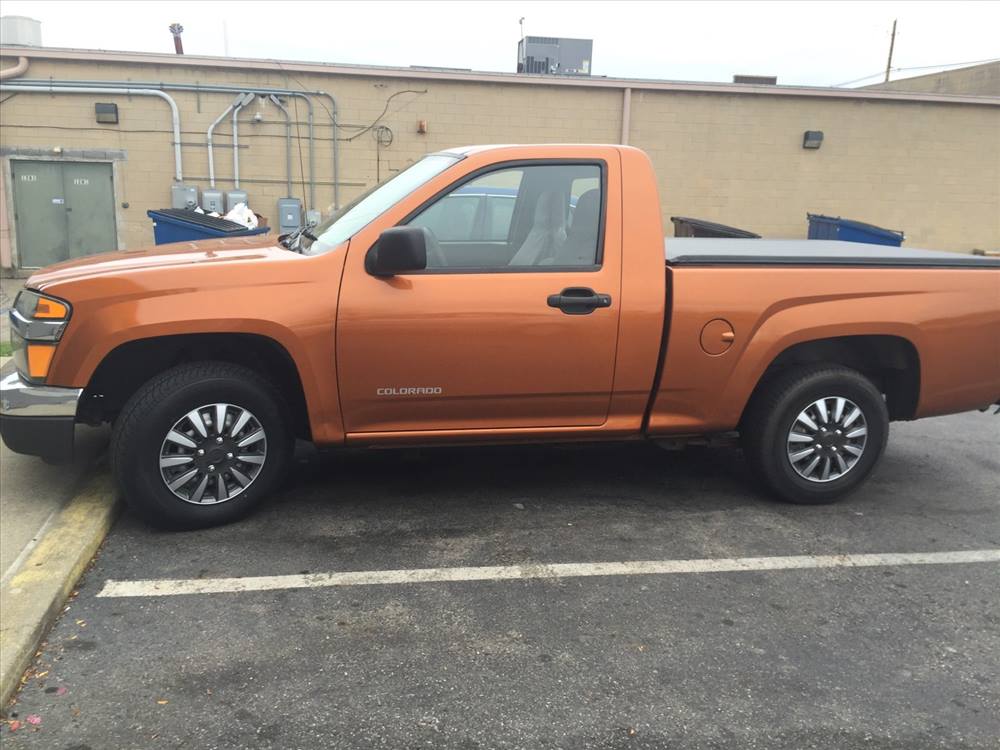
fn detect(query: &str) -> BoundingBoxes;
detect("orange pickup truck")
[3,145,999,528]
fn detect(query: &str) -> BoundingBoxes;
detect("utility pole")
[884,19,897,83]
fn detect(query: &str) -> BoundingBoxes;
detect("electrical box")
[171,183,199,210]
[305,209,322,227]
[202,188,224,214]
[226,189,248,212]
[277,198,303,234]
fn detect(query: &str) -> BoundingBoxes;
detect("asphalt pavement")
[4,411,999,749]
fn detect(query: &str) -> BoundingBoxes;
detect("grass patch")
[0,341,13,358]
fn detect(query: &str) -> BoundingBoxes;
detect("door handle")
[547,287,612,315]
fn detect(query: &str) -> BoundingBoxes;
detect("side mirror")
[365,226,428,277]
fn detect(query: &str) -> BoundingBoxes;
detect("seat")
[546,189,600,266]
[508,190,567,266]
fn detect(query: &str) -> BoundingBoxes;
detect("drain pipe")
[12,78,328,208]
[0,83,183,181]
[207,92,250,188]
[231,93,254,189]
[268,95,293,197]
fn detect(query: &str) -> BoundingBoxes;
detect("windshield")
[303,153,462,255]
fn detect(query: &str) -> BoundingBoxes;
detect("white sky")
[3,0,999,87]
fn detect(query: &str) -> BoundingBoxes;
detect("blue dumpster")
[147,208,270,245]
[807,213,904,246]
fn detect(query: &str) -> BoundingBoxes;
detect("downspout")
[207,93,249,188]
[268,95,293,197]
[231,93,255,189]
[0,56,29,80]
[0,83,183,181]
[620,87,632,146]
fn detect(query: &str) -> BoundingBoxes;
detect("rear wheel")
[111,362,292,529]
[741,365,889,504]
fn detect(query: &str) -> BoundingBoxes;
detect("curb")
[0,469,119,708]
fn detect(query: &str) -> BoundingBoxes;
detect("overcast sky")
[3,1,999,87]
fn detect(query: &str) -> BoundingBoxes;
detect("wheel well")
[748,335,920,421]
[79,333,312,440]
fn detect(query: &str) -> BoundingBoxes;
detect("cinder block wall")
[1,53,998,269]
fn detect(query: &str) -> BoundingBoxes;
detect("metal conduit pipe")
[207,93,249,188]
[314,91,341,209]
[17,79,327,211]
[231,93,255,189]
[0,83,184,181]
[268,96,293,197]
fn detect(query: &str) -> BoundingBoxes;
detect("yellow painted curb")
[0,469,119,708]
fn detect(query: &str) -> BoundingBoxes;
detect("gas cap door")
[700,318,736,355]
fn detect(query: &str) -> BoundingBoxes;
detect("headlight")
[10,290,73,383]
[15,290,70,321]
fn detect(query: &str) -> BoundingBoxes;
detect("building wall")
[1,52,998,271]
[865,61,1000,97]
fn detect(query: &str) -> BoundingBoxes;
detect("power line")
[835,57,1000,87]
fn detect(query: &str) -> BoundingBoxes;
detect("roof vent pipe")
[169,23,184,54]
[0,56,29,80]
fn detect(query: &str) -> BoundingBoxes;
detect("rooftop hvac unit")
[733,74,778,85]
[517,36,592,76]
[0,16,42,46]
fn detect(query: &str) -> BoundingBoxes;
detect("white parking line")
[96,549,1000,598]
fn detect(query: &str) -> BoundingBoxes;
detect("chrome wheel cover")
[159,403,267,505]
[786,396,868,483]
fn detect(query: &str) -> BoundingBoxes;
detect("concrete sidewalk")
[0,355,115,706]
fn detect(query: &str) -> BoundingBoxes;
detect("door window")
[406,163,602,270]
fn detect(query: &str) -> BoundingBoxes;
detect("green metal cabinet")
[11,160,117,268]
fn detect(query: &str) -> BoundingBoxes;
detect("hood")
[26,235,294,292]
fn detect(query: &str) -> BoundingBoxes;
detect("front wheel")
[111,362,293,529]
[741,365,889,504]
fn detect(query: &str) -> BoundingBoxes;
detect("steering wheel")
[423,227,449,268]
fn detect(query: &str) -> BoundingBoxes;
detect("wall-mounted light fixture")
[95,102,119,124]
[803,130,824,149]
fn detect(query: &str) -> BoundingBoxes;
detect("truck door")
[336,159,623,435]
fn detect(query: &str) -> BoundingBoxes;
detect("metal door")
[10,161,68,268]
[10,160,117,268]
[62,162,117,258]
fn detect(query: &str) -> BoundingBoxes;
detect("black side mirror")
[365,226,428,277]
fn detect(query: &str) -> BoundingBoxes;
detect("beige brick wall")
[1,53,998,269]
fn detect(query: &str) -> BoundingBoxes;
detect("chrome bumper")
[0,359,82,417]
[0,359,83,461]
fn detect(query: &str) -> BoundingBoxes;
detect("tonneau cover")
[665,238,1000,268]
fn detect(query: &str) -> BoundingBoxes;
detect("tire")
[111,361,293,529]
[741,365,889,505]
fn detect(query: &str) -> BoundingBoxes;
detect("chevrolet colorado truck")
[3,145,998,528]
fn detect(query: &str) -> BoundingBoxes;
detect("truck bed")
[665,239,1000,268]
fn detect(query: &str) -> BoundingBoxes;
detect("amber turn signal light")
[34,297,70,319]
[26,344,57,380]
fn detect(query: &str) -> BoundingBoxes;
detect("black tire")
[741,365,889,505]
[111,361,293,529]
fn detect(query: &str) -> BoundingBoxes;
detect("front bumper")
[0,359,83,462]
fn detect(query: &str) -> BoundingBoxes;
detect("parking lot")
[4,411,999,749]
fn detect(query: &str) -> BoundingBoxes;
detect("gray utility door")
[11,161,117,268]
